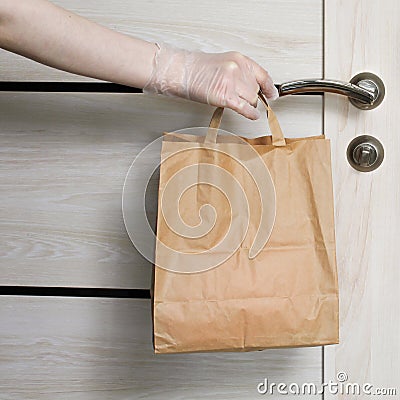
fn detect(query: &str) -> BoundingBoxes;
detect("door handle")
[276,72,385,110]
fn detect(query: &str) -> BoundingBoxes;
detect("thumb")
[252,62,279,100]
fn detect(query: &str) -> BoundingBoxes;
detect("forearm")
[0,0,278,119]
[0,0,157,88]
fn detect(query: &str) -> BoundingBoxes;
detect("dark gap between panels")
[0,81,324,96]
[0,286,151,299]
[0,81,142,93]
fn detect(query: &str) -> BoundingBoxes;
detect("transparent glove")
[142,42,279,120]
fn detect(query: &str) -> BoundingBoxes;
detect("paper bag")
[152,94,339,354]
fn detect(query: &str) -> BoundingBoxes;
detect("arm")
[0,0,278,119]
[0,0,157,88]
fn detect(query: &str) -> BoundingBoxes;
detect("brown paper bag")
[152,94,339,354]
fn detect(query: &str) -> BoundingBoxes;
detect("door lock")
[347,135,384,172]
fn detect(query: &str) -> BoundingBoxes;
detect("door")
[324,1,399,398]
[0,0,398,399]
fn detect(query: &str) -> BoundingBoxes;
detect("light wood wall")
[0,0,322,82]
[0,93,321,289]
[0,0,323,290]
[0,297,322,399]
[0,1,325,399]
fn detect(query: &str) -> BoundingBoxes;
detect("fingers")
[226,96,261,120]
[203,51,279,120]
[250,60,279,100]
[236,80,259,107]
[232,55,278,120]
[231,80,261,119]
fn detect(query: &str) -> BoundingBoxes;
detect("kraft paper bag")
[152,93,339,354]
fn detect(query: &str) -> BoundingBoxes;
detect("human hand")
[142,42,279,120]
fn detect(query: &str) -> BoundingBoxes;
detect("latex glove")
[142,42,279,120]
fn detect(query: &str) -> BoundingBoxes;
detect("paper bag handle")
[205,90,286,147]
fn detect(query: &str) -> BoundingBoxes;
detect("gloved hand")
[142,42,279,120]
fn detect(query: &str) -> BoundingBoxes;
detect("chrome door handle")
[277,72,385,110]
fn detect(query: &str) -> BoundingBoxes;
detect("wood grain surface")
[0,93,322,289]
[0,1,326,399]
[0,0,322,83]
[324,0,400,398]
[0,297,323,400]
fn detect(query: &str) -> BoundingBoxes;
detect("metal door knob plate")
[349,72,385,110]
[347,135,384,172]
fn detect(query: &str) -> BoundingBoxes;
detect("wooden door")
[324,1,399,398]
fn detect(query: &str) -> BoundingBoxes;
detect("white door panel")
[324,1,399,398]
